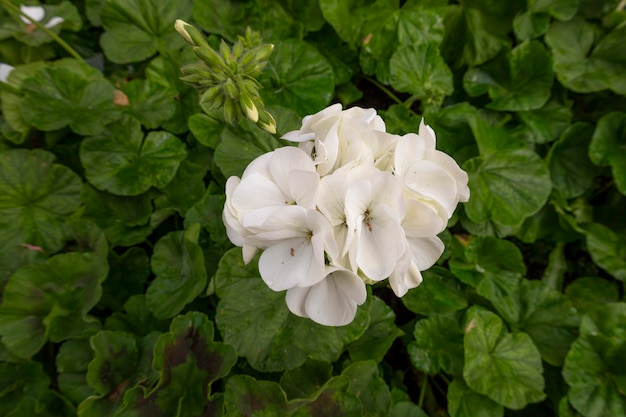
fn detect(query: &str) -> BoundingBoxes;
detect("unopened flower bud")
[175,20,208,48]
[194,46,227,70]
[257,110,276,134]
[200,85,222,105]
[220,41,235,67]
[232,41,244,60]
[239,91,259,123]
[223,98,237,124]
[223,78,238,100]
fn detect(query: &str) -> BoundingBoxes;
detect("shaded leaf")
[408,313,464,375]
[447,378,503,417]
[215,248,370,372]
[20,58,121,135]
[589,111,626,195]
[119,79,177,129]
[146,224,207,319]
[463,307,545,409]
[402,267,468,316]
[80,116,187,196]
[583,222,626,281]
[99,0,192,63]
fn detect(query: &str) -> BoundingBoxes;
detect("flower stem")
[418,374,428,408]
[0,0,85,63]
[361,74,421,118]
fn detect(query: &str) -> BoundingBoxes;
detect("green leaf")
[512,87,572,146]
[463,307,545,409]
[390,402,429,417]
[464,40,553,111]
[214,248,370,372]
[184,189,227,242]
[547,123,597,198]
[193,0,302,42]
[99,0,192,63]
[260,39,334,116]
[307,24,358,85]
[441,2,516,67]
[0,149,82,257]
[319,0,394,47]
[224,375,290,416]
[118,80,177,129]
[342,361,391,417]
[513,0,578,40]
[589,111,626,195]
[280,360,333,400]
[464,148,552,225]
[7,1,82,47]
[146,224,207,319]
[545,17,626,94]
[0,61,47,142]
[563,303,626,417]
[119,312,236,417]
[583,222,626,281]
[214,120,283,178]
[0,361,50,414]
[517,280,580,366]
[56,338,95,404]
[402,266,468,315]
[0,252,107,357]
[389,42,453,110]
[408,313,464,375]
[80,116,187,196]
[449,236,526,288]
[79,184,153,247]
[104,295,169,337]
[86,330,138,395]
[188,112,224,149]
[447,378,503,417]
[146,49,201,134]
[20,58,121,135]
[347,296,403,363]
[565,276,620,316]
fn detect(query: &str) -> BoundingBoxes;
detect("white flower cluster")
[223,104,469,326]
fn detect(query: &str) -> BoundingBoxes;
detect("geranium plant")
[0,1,625,417]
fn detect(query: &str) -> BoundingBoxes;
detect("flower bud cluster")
[175,21,276,133]
[223,104,469,326]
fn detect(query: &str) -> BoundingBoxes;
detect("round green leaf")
[86,330,138,395]
[563,303,626,417]
[463,307,546,409]
[589,112,626,195]
[389,42,453,110]
[20,58,121,136]
[215,248,370,372]
[56,338,95,404]
[146,224,207,319]
[517,280,580,366]
[565,276,620,316]
[546,18,626,94]
[408,313,464,376]
[447,378,504,417]
[260,39,334,116]
[347,296,403,363]
[464,148,552,225]
[119,79,177,129]
[280,360,333,400]
[515,94,573,145]
[99,0,192,63]
[0,149,82,255]
[583,222,626,281]
[342,361,391,417]
[224,375,290,416]
[0,252,108,358]
[402,266,468,315]
[80,116,187,196]
[547,123,597,198]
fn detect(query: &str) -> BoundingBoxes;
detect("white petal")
[402,160,459,218]
[394,133,428,177]
[0,63,14,84]
[403,199,447,237]
[407,235,445,270]
[429,151,470,203]
[389,257,423,297]
[354,212,406,281]
[303,267,366,326]
[285,286,310,318]
[44,16,64,28]
[242,244,258,264]
[20,5,45,22]
[418,118,437,150]
[258,237,325,291]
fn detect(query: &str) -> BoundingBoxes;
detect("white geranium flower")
[0,63,14,83]
[283,104,387,175]
[251,207,338,291]
[285,265,367,326]
[344,166,406,281]
[20,5,64,29]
